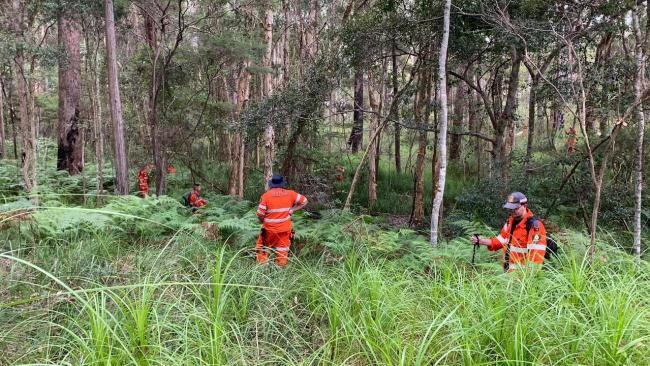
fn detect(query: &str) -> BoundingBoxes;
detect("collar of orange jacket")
[509,208,534,228]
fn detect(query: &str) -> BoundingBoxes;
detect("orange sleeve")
[488,223,509,251]
[256,196,267,219]
[291,192,307,212]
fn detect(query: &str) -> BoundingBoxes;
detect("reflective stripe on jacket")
[256,188,307,232]
[488,209,547,272]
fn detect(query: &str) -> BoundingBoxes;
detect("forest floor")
[0,156,649,365]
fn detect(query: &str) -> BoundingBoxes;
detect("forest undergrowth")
[1,160,649,365]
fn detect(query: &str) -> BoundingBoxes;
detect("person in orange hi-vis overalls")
[187,183,207,209]
[137,164,152,198]
[255,175,308,266]
[565,127,577,155]
[470,192,547,272]
[166,163,176,174]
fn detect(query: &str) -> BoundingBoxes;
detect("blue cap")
[503,192,527,209]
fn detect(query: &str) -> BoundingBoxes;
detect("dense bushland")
[1,159,649,365]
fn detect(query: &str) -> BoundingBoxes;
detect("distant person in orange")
[255,175,308,266]
[186,184,207,210]
[565,127,577,155]
[137,164,152,198]
[334,165,345,182]
[166,163,176,174]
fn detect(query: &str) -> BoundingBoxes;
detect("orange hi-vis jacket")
[256,188,308,232]
[488,208,547,272]
[188,191,206,208]
[137,170,149,194]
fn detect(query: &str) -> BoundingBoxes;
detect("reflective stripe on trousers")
[256,230,292,266]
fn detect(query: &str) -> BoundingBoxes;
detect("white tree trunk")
[632,6,646,257]
[263,8,275,189]
[105,0,129,194]
[430,0,452,247]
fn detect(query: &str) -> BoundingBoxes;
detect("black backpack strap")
[526,216,539,234]
[525,216,560,261]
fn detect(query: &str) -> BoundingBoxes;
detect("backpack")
[181,192,191,207]
[526,217,560,260]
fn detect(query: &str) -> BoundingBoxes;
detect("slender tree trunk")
[3,84,19,160]
[143,11,166,197]
[282,0,290,85]
[238,136,245,198]
[411,60,432,227]
[93,38,105,205]
[466,83,481,177]
[632,6,646,257]
[349,69,364,152]
[239,63,251,199]
[431,76,439,208]
[376,57,388,171]
[392,39,401,174]
[588,125,622,261]
[15,54,33,193]
[502,47,521,174]
[27,76,38,196]
[368,80,381,208]
[105,0,129,194]
[411,132,428,226]
[262,8,275,188]
[430,0,451,247]
[228,133,241,196]
[57,12,83,174]
[10,0,36,196]
[449,81,465,160]
[307,0,318,57]
[0,78,5,159]
[229,61,251,197]
[524,75,539,175]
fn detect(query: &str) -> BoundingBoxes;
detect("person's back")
[255,175,307,266]
[137,166,150,198]
[258,188,305,232]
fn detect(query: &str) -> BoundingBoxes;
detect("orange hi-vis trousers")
[256,229,292,266]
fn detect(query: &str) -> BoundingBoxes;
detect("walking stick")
[471,234,479,266]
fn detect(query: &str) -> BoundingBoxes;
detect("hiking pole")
[471,234,479,266]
